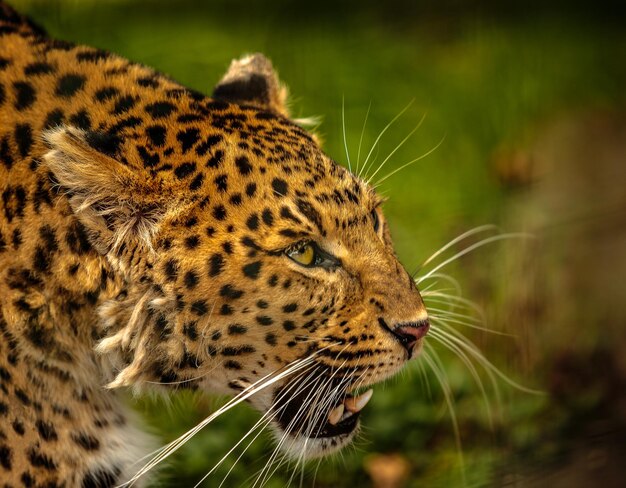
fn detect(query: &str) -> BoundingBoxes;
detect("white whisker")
[341,96,352,172]
[373,134,445,186]
[355,101,372,174]
[358,100,414,178]
[417,232,533,285]
[365,112,427,184]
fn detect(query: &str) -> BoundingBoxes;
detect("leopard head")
[42,54,429,458]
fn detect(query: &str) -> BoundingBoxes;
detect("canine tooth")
[328,404,344,425]
[344,389,373,413]
[340,410,354,422]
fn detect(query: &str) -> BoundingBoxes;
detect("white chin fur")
[269,421,360,460]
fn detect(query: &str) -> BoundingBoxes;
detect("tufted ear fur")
[43,126,176,255]
[213,53,290,117]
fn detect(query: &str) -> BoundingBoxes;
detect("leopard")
[0,1,430,486]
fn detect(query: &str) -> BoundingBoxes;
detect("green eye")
[286,242,316,266]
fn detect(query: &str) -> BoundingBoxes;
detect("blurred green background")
[13,0,626,486]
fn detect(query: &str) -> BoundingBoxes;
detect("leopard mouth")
[272,377,373,439]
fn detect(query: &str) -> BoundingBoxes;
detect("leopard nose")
[379,318,430,358]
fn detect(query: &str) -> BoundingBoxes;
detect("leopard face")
[41,58,429,458]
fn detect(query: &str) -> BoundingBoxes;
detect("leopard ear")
[43,126,174,255]
[212,53,290,117]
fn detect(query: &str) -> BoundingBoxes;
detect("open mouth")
[272,377,374,439]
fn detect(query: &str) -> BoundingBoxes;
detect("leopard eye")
[285,241,340,269]
[286,242,316,267]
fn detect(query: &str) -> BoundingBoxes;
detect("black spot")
[36,420,58,441]
[212,205,226,221]
[296,198,324,232]
[176,128,200,153]
[222,241,233,254]
[256,316,273,326]
[184,270,199,289]
[24,62,55,75]
[69,109,92,130]
[174,162,196,179]
[21,472,35,488]
[44,108,65,129]
[146,125,166,146]
[280,206,302,224]
[145,101,176,119]
[265,333,277,346]
[229,193,242,206]
[268,274,278,287]
[84,131,121,158]
[13,81,36,110]
[214,174,228,192]
[256,112,276,120]
[283,303,298,313]
[81,466,121,488]
[183,321,198,341]
[235,156,253,175]
[0,136,12,169]
[164,259,178,281]
[56,74,86,97]
[245,182,257,197]
[0,366,10,381]
[196,135,222,156]
[220,284,244,299]
[246,213,259,230]
[242,261,261,279]
[76,49,110,63]
[112,94,137,115]
[279,229,299,238]
[271,178,288,196]
[137,146,159,167]
[208,253,224,276]
[137,76,159,88]
[257,300,268,309]
[33,245,52,273]
[72,432,100,451]
[12,229,22,248]
[262,209,274,226]
[224,360,242,370]
[189,173,204,191]
[190,300,208,316]
[27,447,56,470]
[206,150,224,168]
[94,86,119,102]
[12,420,24,436]
[14,123,32,157]
[228,324,247,335]
[0,444,11,470]
[241,236,261,250]
[108,116,142,134]
[184,235,200,249]
[283,320,296,331]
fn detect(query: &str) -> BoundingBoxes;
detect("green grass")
[14,0,626,485]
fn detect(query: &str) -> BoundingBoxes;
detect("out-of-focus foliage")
[15,0,626,486]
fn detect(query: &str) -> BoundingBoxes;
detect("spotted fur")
[0,2,429,486]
